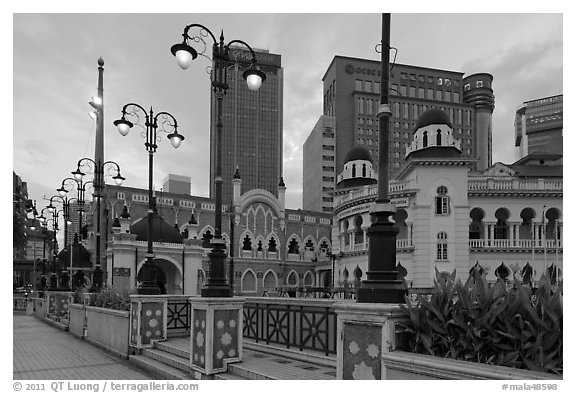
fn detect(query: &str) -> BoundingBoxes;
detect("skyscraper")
[210,47,283,204]
[303,56,494,211]
[162,173,191,195]
[514,94,563,159]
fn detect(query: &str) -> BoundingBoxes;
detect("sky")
[11,10,564,214]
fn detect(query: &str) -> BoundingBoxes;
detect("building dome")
[337,145,377,189]
[344,146,373,164]
[404,108,461,160]
[415,108,452,131]
[130,209,183,244]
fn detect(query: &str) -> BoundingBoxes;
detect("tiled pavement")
[13,313,151,380]
[13,313,337,380]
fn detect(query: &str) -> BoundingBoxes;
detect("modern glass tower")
[209,47,283,204]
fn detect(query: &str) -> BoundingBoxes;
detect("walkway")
[13,313,151,380]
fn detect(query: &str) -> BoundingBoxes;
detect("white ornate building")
[331,108,562,290]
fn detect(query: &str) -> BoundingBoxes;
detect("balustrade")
[243,298,338,356]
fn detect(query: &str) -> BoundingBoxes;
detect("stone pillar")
[189,297,244,378]
[129,295,168,351]
[335,302,407,380]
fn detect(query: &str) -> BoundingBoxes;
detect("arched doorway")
[137,258,182,294]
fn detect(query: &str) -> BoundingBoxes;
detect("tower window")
[435,186,450,215]
[437,232,448,260]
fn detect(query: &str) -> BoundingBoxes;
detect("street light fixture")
[113,103,184,294]
[171,23,265,297]
[70,158,124,291]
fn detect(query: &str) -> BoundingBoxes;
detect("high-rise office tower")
[210,47,283,204]
[303,116,336,212]
[514,94,563,159]
[303,56,494,211]
[162,173,191,195]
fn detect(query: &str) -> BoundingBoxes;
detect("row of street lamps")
[30,22,265,296]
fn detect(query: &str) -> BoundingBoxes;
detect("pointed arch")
[286,234,302,254]
[286,269,299,287]
[303,271,315,287]
[263,269,278,291]
[303,235,317,251]
[255,235,266,253]
[241,268,257,293]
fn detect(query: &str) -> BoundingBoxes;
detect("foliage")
[87,287,131,311]
[399,270,562,375]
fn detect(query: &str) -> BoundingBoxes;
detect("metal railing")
[166,295,192,331]
[243,298,338,356]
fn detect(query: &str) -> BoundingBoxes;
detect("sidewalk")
[13,313,152,380]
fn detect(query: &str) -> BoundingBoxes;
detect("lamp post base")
[91,266,103,292]
[202,244,232,298]
[356,280,407,303]
[137,256,161,295]
[137,283,161,295]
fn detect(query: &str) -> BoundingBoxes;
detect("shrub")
[399,270,562,375]
[88,287,131,311]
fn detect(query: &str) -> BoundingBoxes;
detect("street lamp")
[113,103,184,294]
[70,159,124,291]
[171,23,265,297]
[356,14,405,303]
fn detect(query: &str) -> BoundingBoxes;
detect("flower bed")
[399,270,562,375]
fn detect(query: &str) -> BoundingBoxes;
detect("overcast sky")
[12,11,563,211]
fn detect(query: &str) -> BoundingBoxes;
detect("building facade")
[514,94,563,159]
[331,109,562,291]
[302,115,336,212]
[162,173,192,195]
[304,55,495,212]
[210,47,284,204]
[102,177,332,296]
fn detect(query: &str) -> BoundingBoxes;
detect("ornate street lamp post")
[356,13,405,303]
[113,103,184,294]
[70,159,124,290]
[171,23,265,297]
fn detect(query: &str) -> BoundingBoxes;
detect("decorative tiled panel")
[55,293,69,319]
[47,293,56,315]
[342,322,382,380]
[212,309,239,370]
[130,302,139,346]
[140,302,164,345]
[191,309,207,369]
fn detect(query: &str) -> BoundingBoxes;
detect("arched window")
[435,186,450,215]
[241,270,257,293]
[288,238,299,254]
[305,239,315,251]
[423,131,428,148]
[351,164,356,177]
[436,129,442,145]
[267,237,277,252]
[257,240,263,252]
[242,235,253,251]
[201,230,213,248]
[362,163,367,177]
[437,232,448,260]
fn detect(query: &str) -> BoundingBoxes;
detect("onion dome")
[415,108,452,131]
[405,108,461,160]
[345,145,373,163]
[337,145,377,189]
[130,206,183,244]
